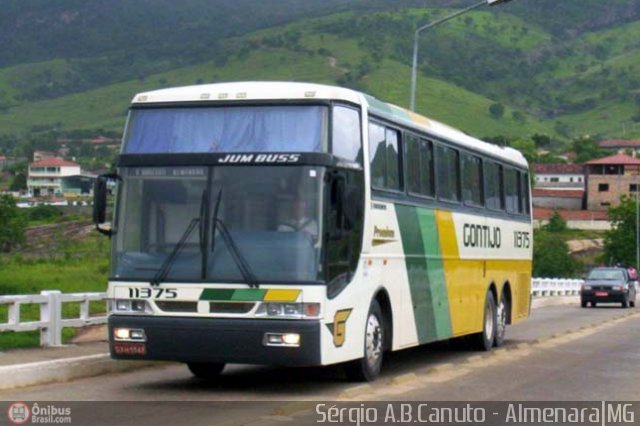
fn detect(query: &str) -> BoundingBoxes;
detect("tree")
[510,139,537,163]
[533,232,580,278]
[544,210,567,233]
[602,196,638,268]
[572,136,605,163]
[0,194,26,252]
[489,102,505,119]
[532,134,552,149]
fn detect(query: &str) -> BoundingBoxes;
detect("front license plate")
[595,291,608,297]
[113,342,147,356]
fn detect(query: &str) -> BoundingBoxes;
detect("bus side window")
[406,135,435,198]
[368,122,401,191]
[332,105,362,164]
[521,171,530,215]
[505,168,519,214]
[436,144,460,202]
[485,161,505,211]
[462,153,483,207]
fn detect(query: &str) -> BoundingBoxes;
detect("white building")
[27,158,81,197]
[532,163,585,189]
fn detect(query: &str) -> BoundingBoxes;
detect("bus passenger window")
[406,136,434,198]
[368,123,401,191]
[505,168,520,214]
[385,129,400,190]
[462,154,483,206]
[436,145,460,202]
[520,172,530,215]
[485,161,504,211]
[332,106,362,163]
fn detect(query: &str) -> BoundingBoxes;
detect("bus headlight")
[110,299,152,314]
[255,302,321,319]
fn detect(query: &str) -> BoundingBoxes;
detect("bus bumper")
[108,315,322,366]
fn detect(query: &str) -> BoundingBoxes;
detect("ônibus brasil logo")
[7,402,30,424]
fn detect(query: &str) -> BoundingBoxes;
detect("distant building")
[598,139,640,155]
[585,154,640,211]
[90,136,117,145]
[27,158,81,197]
[0,155,7,171]
[533,208,610,231]
[532,163,585,189]
[532,188,584,210]
[33,150,58,162]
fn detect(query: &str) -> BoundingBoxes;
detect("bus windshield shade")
[123,106,328,154]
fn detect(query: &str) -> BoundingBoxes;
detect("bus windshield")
[123,106,329,154]
[112,166,324,283]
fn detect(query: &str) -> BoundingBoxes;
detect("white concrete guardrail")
[1,280,581,348]
[0,291,107,347]
[531,278,584,297]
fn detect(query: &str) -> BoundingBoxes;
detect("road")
[1,303,639,425]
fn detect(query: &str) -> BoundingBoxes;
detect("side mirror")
[93,173,121,237]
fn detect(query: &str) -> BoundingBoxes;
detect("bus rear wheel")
[187,362,226,381]
[470,291,497,351]
[345,301,384,382]
[494,294,509,347]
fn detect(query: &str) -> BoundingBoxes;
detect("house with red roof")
[585,153,640,210]
[598,139,640,155]
[532,163,585,189]
[27,157,81,197]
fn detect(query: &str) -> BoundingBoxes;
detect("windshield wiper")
[213,219,259,288]
[150,217,200,286]
[210,188,259,288]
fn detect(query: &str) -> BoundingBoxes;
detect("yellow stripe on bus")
[264,289,301,302]
[435,210,532,336]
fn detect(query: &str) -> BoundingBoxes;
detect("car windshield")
[587,269,625,281]
[112,166,324,283]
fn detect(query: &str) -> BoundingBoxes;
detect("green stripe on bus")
[417,208,452,340]
[395,205,452,343]
[231,289,267,301]
[200,289,236,301]
[199,289,266,301]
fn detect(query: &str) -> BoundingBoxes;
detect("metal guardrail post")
[40,290,63,347]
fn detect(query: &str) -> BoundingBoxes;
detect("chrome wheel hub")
[365,314,382,367]
[496,299,506,340]
[485,301,495,341]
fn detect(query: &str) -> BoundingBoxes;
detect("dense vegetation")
[0,0,638,157]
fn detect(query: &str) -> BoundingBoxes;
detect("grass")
[0,7,637,140]
[0,232,110,350]
[361,59,557,138]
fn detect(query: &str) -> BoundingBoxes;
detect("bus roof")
[132,81,528,168]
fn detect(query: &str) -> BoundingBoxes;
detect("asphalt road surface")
[1,303,639,425]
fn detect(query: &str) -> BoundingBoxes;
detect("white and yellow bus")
[94,82,532,381]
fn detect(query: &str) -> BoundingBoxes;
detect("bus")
[94,81,532,382]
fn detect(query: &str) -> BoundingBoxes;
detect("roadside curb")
[531,295,577,309]
[0,294,578,392]
[0,353,160,391]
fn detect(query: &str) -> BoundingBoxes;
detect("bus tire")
[187,362,225,380]
[345,301,384,382]
[494,293,509,347]
[470,291,497,351]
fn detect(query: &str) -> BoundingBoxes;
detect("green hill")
[0,0,639,154]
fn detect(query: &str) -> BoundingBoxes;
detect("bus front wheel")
[187,362,226,381]
[345,301,384,382]
[470,291,497,351]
